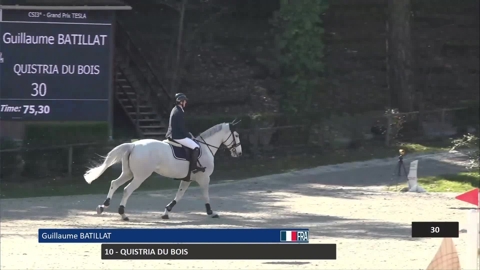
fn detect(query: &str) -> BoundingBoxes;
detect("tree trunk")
[170,0,188,95]
[386,0,415,112]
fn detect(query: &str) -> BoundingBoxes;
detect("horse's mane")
[197,123,226,139]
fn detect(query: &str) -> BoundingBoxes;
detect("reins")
[194,129,240,157]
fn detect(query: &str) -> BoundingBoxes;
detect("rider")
[166,93,206,174]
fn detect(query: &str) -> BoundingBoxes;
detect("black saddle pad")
[168,143,202,161]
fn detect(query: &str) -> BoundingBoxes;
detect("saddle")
[163,138,192,160]
[163,138,183,148]
[163,138,204,182]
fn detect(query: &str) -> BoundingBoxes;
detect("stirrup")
[192,166,206,173]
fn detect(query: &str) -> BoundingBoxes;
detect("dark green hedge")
[185,112,321,156]
[186,112,321,135]
[23,122,109,147]
[20,122,109,179]
[0,137,19,180]
[453,101,479,133]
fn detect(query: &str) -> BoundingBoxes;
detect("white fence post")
[465,209,479,270]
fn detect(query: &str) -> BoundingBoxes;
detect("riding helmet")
[175,93,188,103]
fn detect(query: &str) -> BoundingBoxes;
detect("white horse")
[83,120,243,221]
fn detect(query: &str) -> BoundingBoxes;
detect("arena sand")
[1,152,472,269]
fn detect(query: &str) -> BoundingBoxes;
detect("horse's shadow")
[148,213,236,227]
[88,211,229,227]
[449,207,478,210]
[262,262,311,265]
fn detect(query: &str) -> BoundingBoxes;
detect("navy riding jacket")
[166,105,189,140]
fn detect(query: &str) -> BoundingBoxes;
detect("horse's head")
[222,119,243,157]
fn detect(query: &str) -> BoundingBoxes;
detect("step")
[116,92,138,97]
[128,112,157,115]
[143,132,166,136]
[118,100,146,105]
[131,118,162,122]
[117,90,136,95]
[140,125,165,129]
[123,105,151,109]
[118,95,142,101]
[138,118,162,122]
[115,85,132,90]
[124,109,155,115]
[118,98,146,103]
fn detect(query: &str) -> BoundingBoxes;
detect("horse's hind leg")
[96,169,132,214]
[197,176,219,218]
[118,173,150,221]
[161,180,191,219]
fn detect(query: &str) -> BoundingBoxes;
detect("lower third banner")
[39,228,309,243]
[101,244,336,260]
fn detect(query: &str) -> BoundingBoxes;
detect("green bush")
[451,133,479,170]
[271,0,328,113]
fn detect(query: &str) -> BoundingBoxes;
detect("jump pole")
[456,188,479,269]
[465,209,479,269]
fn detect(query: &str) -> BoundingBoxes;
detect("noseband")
[195,124,241,156]
[223,127,242,155]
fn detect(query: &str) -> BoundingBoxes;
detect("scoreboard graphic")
[38,228,336,260]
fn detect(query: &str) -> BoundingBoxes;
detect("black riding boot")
[191,147,205,173]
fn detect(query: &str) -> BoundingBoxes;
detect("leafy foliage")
[271,0,329,114]
[451,133,479,170]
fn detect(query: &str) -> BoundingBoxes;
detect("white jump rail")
[460,209,479,269]
[467,209,479,270]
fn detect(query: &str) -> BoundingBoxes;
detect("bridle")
[195,120,242,157]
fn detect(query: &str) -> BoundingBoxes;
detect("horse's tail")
[84,143,135,184]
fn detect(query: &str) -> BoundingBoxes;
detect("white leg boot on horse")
[198,176,219,218]
[161,180,191,219]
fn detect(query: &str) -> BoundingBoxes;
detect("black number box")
[411,221,459,238]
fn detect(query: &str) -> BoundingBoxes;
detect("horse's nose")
[238,152,242,156]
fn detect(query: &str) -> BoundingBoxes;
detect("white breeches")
[175,138,198,150]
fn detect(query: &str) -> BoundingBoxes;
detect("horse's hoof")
[161,215,169,220]
[211,214,220,218]
[122,217,129,221]
[96,205,104,215]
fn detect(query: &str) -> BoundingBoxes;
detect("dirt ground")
[0,151,474,269]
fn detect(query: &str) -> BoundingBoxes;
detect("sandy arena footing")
[1,152,472,269]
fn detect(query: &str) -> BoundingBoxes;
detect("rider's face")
[182,100,187,107]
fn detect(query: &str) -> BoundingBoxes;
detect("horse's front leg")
[197,176,219,218]
[162,180,191,219]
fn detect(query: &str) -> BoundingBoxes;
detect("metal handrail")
[115,20,172,118]
[116,20,170,97]
[116,45,170,119]
[114,64,143,136]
